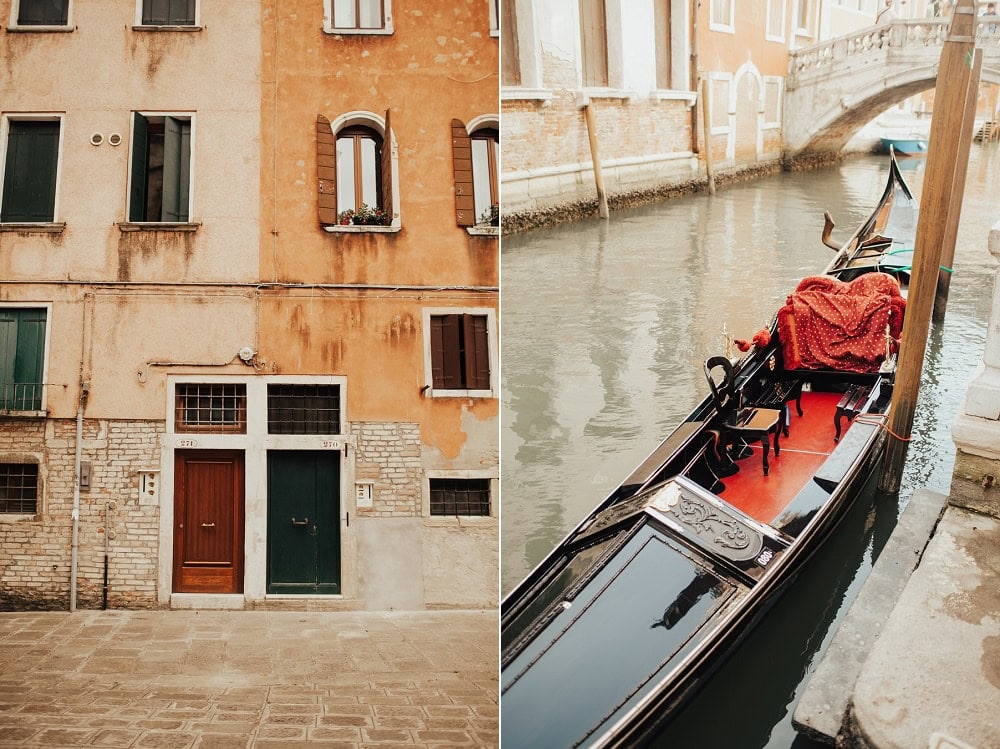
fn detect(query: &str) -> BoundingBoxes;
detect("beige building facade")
[500,0,821,227]
[0,0,499,612]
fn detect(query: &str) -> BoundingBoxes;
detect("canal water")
[500,147,999,746]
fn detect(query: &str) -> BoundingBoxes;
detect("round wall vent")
[89,133,104,146]
[108,133,123,146]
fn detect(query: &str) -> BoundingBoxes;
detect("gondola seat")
[704,356,782,476]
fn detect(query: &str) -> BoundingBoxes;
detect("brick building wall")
[352,421,423,518]
[0,419,163,610]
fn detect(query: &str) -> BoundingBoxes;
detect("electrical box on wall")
[355,481,373,509]
[138,470,160,506]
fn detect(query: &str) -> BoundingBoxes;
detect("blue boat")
[879,135,927,156]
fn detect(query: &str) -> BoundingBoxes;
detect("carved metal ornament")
[667,492,764,562]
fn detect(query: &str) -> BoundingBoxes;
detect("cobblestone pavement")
[0,609,498,748]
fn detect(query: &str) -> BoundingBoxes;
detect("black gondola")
[500,154,917,748]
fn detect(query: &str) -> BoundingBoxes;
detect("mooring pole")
[934,48,983,323]
[701,78,716,196]
[879,0,980,494]
[583,102,609,220]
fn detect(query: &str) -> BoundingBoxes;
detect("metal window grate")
[267,384,341,435]
[429,478,490,516]
[0,463,38,514]
[175,383,247,433]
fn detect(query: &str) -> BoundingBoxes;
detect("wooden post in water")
[583,103,609,220]
[879,0,980,494]
[934,48,983,322]
[701,78,716,196]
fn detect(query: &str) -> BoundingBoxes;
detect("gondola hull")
[501,156,918,747]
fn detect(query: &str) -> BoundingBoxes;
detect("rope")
[854,414,912,442]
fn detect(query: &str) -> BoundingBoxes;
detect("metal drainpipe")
[69,383,89,612]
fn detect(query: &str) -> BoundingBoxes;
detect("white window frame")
[7,0,73,31]
[0,301,53,416]
[323,111,401,233]
[323,0,394,36]
[793,0,812,35]
[710,0,736,33]
[0,114,64,227]
[133,0,202,30]
[423,470,498,522]
[763,76,783,129]
[766,0,786,42]
[124,111,197,227]
[421,307,498,399]
[467,115,499,228]
[500,0,550,100]
[489,0,499,37]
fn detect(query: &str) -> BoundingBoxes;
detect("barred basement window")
[267,384,341,435]
[175,383,246,433]
[0,463,38,514]
[429,478,490,516]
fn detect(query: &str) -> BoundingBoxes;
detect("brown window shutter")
[451,119,474,226]
[317,114,337,225]
[381,109,394,221]
[431,315,464,389]
[464,315,491,390]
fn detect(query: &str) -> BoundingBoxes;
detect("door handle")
[201,522,216,528]
[291,517,309,526]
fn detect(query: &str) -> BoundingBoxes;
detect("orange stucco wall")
[259,0,499,451]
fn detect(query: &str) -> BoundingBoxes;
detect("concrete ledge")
[792,488,949,744]
[170,594,245,610]
[847,507,1000,749]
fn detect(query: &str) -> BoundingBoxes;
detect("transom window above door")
[175,383,247,433]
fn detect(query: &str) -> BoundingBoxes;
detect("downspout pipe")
[69,381,90,612]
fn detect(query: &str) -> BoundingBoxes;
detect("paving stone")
[88,729,142,747]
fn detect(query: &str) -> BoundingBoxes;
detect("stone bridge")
[784,18,1000,164]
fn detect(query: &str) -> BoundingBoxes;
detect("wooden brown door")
[173,450,245,594]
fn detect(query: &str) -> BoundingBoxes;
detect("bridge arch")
[783,19,1000,165]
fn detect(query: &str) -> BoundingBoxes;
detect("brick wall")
[0,418,163,610]
[352,421,423,517]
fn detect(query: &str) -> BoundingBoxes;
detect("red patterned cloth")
[778,273,905,372]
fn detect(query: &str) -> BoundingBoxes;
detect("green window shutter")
[162,116,191,222]
[451,120,474,226]
[0,309,46,410]
[463,315,491,391]
[317,115,338,225]
[129,113,150,221]
[1,121,59,223]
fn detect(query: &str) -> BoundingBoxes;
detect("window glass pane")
[429,478,490,516]
[267,385,341,435]
[359,0,382,28]
[336,137,356,213]
[360,137,378,208]
[175,384,247,433]
[471,138,492,222]
[333,0,357,28]
[17,0,68,25]
[0,463,38,514]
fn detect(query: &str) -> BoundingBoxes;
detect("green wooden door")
[267,451,341,594]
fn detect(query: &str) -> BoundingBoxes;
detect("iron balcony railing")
[0,382,44,412]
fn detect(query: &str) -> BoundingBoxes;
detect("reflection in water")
[651,572,720,630]
[502,148,998,746]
